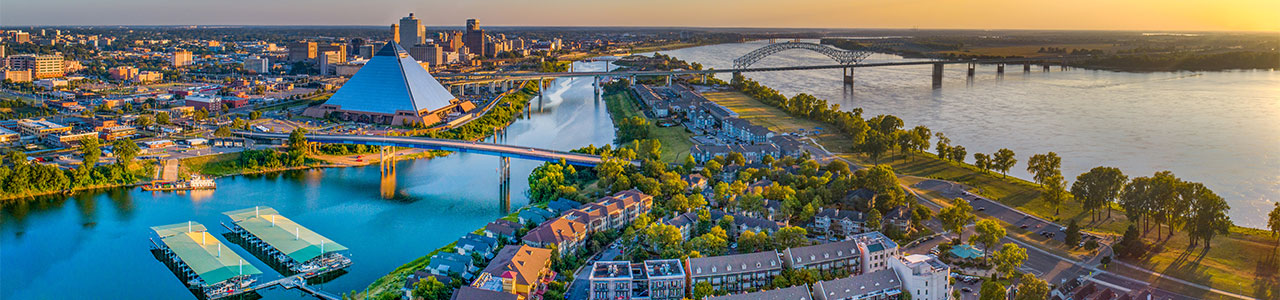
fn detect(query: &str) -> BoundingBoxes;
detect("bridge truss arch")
[733,42,873,69]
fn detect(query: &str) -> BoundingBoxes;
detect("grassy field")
[701,91,856,153]
[179,152,242,177]
[1108,229,1279,299]
[602,90,695,163]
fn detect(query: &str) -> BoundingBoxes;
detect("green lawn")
[180,152,242,177]
[702,91,856,154]
[602,90,695,163]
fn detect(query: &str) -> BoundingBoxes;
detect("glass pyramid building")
[304,42,472,125]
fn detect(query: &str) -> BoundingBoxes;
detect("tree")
[973,219,1006,259]
[1113,224,1145,258]
[950,145,967,163]
[726,152,745,166]
[993,148,1017,178]
[980,279,1006,300]
[739,230,770,253]
[934,133,951,160]
[1027,152,1062,186]
[156,112,170,125]
[1042,173,1071,216]
[863,131,893,164]
[992,243,1028,279]
[973,153,991,173]
[80,137,101,168]
[1071,166,1128,221]
[288,127,309,154]
[194,108,209,122]
[1064,219,1082,247]
[1014,273,1050,300]
[1180,182,1231,248]
[825,160,851,178]
[135,114,154,127]
[693,281,714,299]
[112,138,140,167]
[939,198,976,242]
[867,209,883,231]
[775,226,808,250]
[1270,202,1280,248]
[410,276,450,300]
[214,126,232,137]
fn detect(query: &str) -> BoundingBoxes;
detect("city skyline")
[2,0,1279,32]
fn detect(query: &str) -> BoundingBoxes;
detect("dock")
[149,221,263,300]
[221,206,352,276]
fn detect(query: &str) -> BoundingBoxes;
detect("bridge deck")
[235,132,633,167]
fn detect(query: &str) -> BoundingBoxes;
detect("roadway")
[233,131,631,167]
[432,56,1088,81]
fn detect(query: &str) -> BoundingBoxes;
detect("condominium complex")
[588,259,686,300]
[471,245,555,300]
[685,250,783,294]
[812,269,904,300]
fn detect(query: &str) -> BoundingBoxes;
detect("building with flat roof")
[851,232,899,274]
[8,53,64,78]
[18,119,71,138]
[0,127,18,145]
[288,41,316,62]
[172,50,192,67]
[685,250,783,294]
[453,286,519,300]
[222,206,350,273]
[706,285,812,300]
[889,254,950,300]
[811,269,904,300]
[302,43,475,126]
[150,222,262,300]
[588,259,686,300]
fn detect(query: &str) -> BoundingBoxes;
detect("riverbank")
[716,75,1277,298]
[0,162,155,202]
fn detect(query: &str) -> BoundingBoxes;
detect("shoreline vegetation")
[820,38,1280,73]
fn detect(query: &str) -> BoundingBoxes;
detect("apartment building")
[685,250,783,294]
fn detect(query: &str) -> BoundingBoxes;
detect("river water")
[650,40,1279,227]
[0,61,616,299]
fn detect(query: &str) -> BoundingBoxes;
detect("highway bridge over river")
[234,131,631,168]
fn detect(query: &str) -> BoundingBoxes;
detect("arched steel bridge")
[234,131,636,167]
[732,42,873,69]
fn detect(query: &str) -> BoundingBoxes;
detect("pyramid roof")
[321,43,456,115]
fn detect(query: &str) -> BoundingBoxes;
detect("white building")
[889,254,951,300]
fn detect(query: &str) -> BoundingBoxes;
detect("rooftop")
[223,206,348,263]
[785,240,861,266]
[706,285,812,300]
[590,261,632,279]
[151,222,262,285]
[643,259,685,278]
[687,250,782,277]
[320,43,456,115]
[814,269,903,299]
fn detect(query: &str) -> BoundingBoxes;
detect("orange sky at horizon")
[2,0,1278,31]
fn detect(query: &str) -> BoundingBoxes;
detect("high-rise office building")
[12,31,31,44]
[463,19,487,57]
[391,24,401,44]
[409,44,443,66]
[398,13,424,49]
[171,50,192,67]
[244,56,270,74]
[358,45,375,59]
[288,41,317,62]
[318,51,344,75]
[8,54,65,78]
[445,31,465,53]
[318,43,348,63]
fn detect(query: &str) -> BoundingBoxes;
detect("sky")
[2,0,1278,32]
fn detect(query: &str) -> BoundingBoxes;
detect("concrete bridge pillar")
[473,84,481,95]
[628,75,635,87]
[458,84,466,96]
[931,63,944,89]
[997,64,1005,74]
[379,146,396,180]
[842,67,854,86]
[1024,62,1032,72]
[967,63,976,77]
[1061,59,1068,71]
[1043,64,1051,72]
[489,81,495,93]
[593,76,601,95]
[665,74,672,86]
[701,74,708,84]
